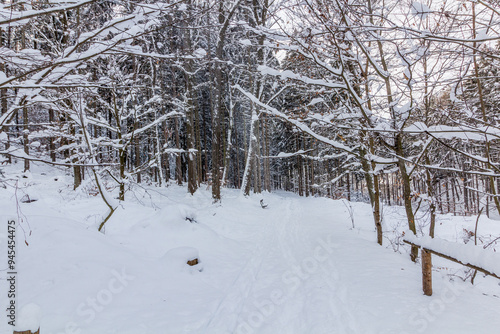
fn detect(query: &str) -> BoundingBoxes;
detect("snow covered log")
[14,303,41,334]
[14,330,39,334]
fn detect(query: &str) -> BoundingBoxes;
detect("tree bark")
[0,27,11,163]
[183,6,198,195]
[48,109,56,162]
[175,117,183,186]
[22,101,29,172]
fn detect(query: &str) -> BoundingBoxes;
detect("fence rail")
[403,237,500,296]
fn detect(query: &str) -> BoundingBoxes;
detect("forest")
[1,0,500,243]
[3,1,500,333]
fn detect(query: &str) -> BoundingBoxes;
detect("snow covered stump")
[161,247,203,272]
[14,303,41,334]
[187,258,199,266]
[13,330,39,334]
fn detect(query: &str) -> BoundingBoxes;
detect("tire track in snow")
[207,197,305,334]
[271,198,310,333]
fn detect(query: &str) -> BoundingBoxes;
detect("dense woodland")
[1,0,500,248]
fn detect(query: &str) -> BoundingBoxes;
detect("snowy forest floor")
[1,162,500,334]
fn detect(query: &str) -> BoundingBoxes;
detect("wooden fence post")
[404,238,500,296]
[421,249,433,296]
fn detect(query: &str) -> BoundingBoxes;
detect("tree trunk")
[134,121,141,184]
[471,3,500,216]
[254,119,262,194]
[360,145,383,246]
[175,117,183,186]
[118,148,125,200]
[48,109,56,162]
[396,136,418,261]
[425,158,436,238]
[242,103,258,196]
[183,10,198,195]
[0,27,11,163]
[297,136,304,197]
[263,117,271,192]
[23,101,29,172]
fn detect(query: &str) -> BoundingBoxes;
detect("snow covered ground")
[1,162,500,334]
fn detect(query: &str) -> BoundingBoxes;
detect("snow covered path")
[199,194,498,334]
[1,174,500,334]
[202,195,358,334]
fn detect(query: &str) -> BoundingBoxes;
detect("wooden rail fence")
[403,237,500,296]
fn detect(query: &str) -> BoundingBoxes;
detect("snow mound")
[15,303,41,332]
[159,204,198,224]
[161,246,203,273]
[178,204,197,223]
